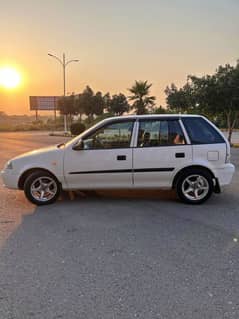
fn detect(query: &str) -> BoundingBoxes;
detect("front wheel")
[24,171,61,205]
[176,169,214,204]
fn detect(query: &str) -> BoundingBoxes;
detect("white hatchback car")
[1,115,235,205]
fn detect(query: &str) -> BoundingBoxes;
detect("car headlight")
[5,161,13,169]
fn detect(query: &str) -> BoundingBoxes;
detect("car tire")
[24,171,61,206]
[176,168,214,205]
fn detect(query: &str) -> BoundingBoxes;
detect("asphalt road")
[0,132,239,319]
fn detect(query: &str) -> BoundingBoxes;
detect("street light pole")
[63,53,66,97]
[48,52,79,133]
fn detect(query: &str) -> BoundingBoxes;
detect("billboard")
[29,96,60,111]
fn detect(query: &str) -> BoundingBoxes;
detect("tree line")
[165,61,239,143]
[57,80,157,121]
[58,61,239,143]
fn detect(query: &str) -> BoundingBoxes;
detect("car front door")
[64,119,135,189]
[133,118,193,188]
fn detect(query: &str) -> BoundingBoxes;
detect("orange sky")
[1,0,239,115]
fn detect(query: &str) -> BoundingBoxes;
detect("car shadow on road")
[60,189,178,202]
[1,186,239,253]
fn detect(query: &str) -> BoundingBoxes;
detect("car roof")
[103,114,202,121]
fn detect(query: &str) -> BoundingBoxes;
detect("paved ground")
[0,132,239,319]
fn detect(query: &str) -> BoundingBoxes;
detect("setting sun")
[0,67,21,89]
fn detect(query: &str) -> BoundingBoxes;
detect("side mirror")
[72,139,84,151]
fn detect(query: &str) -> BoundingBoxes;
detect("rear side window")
[182,117,225,144]
[137,119,186,147]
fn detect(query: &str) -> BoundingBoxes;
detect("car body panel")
[63,147,133,189]
[1,145,66,189]
[133,145,193,188]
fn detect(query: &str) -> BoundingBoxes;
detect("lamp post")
[48,53,79,133]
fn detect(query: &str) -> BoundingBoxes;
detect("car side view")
[1,115,235,205]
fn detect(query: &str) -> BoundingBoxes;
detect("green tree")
[165,82,198,114]
[165,61,239,144]
[93,91,105,116]
[128,80,156,114]
[58,94,77,125]
[189,64,239,143]
[107,93,129,115]
[103,93,111,112]
[79,86,95,121]
[212,63,239,142]
[74,93,85,122]
[58,94,76,116]
[76,87,106,122]
[153,105,167,114]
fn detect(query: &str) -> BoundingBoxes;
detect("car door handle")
[175,152,185,158]
[117,155,126,161]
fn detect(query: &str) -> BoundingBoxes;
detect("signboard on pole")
[29,96,61,111]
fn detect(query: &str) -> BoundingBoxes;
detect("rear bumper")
[1,170,19,189]
[213,163,235,186]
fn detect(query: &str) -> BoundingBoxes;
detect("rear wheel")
[176,169,214,204]
[24,171,61,205]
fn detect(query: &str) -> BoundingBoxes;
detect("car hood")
[11,145,61,161]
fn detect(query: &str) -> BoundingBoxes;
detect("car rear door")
[133,118,193,188]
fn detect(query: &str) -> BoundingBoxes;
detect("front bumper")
[213,163,235,186]
[1,169,19,189]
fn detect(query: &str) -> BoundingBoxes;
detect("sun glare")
[0,67,21,89]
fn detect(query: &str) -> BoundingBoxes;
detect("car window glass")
[168,120,186,145]
[83,121,134,149]
[182,117,224,144]
[138,120,185,147]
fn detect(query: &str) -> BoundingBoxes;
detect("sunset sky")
[1,0,239,114]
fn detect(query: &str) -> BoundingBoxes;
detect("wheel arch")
[18,168,60,190]
[172,165,215,189]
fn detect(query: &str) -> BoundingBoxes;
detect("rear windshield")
[182,117,225,144]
